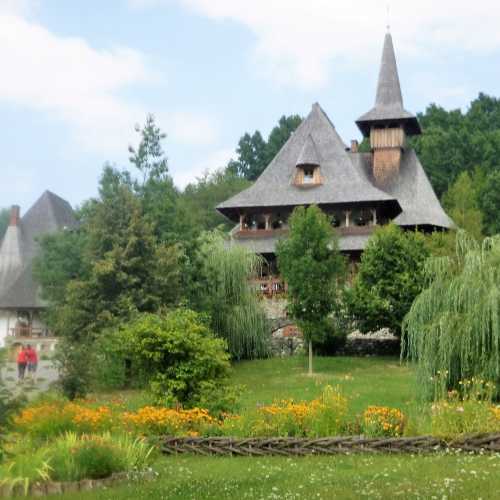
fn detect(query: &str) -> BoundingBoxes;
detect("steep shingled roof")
[0,191,77,309]
[356,32,421,136]
[217,103,396,219]
[355,150,454,229]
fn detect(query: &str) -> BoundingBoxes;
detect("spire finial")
[386,3,390,32]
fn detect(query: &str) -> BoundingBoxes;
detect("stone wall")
[337,330,400,356]
[270,320,303,356]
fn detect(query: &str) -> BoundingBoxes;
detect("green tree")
[345,225,429,336]
[478,169,500,236]
[277,206,345,375]
[403,231,500,398]
[228,114,302,180]
[0,208,9,240]
[442,171,484,241]
[47,168,183,398]
[411,93,500,197]
[198,232,270,360]
[264,115,303,165]
[178,169,251,234]
[129,114,179,242]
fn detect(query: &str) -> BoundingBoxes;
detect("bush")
[345,224,428,336]
[429,377,500,438]
[0,432,154,486]
[121,309,233,412]
[230,385,349,438]
[362,406,405,437]
[13,399,115,440]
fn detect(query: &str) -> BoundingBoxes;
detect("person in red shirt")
[17,346,27,380]
[25,345,38,379]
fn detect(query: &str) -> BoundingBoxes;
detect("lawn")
[11,356,500,499]
[51,453,500,500]
[231,356,416,416]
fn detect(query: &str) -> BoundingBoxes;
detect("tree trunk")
[308,339,313,376]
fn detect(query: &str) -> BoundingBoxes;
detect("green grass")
[10,356,500,498]
[232,356,416,416]
[51,453,500,500]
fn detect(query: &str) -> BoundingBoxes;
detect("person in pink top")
[25,344,38,379]
[17,346,27,380]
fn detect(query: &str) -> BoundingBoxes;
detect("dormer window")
[303,166,315,184]
[294,134,323,188]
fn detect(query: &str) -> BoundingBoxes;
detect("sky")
[2,0,500,211]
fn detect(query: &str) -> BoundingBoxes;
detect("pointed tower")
[356,32,421,187]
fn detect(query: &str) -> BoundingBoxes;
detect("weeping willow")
[402,231,500,399]
[201,233,270,360]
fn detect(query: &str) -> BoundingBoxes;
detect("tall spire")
[375,32,404,110]
[356,32,421,137]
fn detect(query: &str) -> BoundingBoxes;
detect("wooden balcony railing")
[235,228,289,239]
[8,326,54,338]
[253,277,287,297]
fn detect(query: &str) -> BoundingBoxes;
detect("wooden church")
[217,32,453,292]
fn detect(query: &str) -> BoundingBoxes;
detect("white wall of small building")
[0,309,17,347]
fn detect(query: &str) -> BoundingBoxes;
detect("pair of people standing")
[16,345,38,381]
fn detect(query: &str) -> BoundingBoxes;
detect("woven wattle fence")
[161,434,500,456]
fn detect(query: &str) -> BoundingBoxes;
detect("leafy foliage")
[478,169,500,236]
[121,309,233,411]
[442,170,484,240]
[199,233,270,360]
[277,206,345,373]
[345,224,429,336]
[179,170,251,234]
[411,93,500,199]
[228,115,302,180]
[403,231,500,398]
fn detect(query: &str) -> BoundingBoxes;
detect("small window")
[303,167,315,184]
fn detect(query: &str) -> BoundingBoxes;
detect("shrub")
[1,432,154,487]
[346,224,428,336]
[121,309,233,411]
[239,385,349,438]
[362,406,405,437]
[122,406,216,436]
[13,400,115,440]
[429,377,500,438]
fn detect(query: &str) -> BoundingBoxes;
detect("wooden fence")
[161,434,500,457]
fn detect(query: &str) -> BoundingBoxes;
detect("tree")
[264,115,303,166]
[345,224,429,336]
[228,114,302,180]
[478,169,500,236]
[198,232,270,360]
[411,93,500,197]
[442,170,484,240]
[45,168,183,398]
[403,231,500,398]
[277,206,345,375]
[0,208,9,240]
[178,169,251,235]
[129,114,179,242]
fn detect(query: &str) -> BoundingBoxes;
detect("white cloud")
[172,147,234,188]
[0,10,154,155]
[160,0,500,89]
[157,111,220,146]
